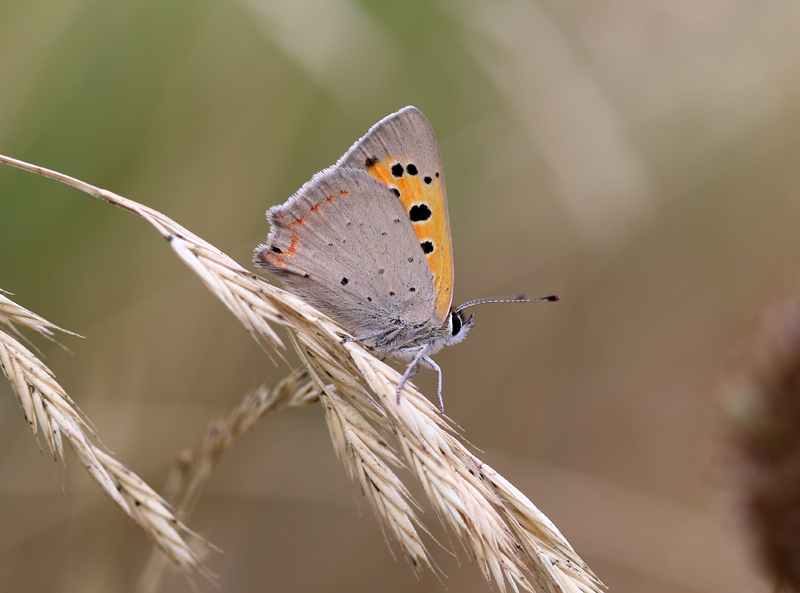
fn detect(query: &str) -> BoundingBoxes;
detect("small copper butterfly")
[254,107,556,410]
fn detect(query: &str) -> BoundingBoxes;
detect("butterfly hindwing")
[255,169,437,336]
[337,106,454,325]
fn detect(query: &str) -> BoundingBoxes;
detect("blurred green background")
[2,0,799,591]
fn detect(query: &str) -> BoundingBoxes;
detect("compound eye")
[451,311,463,336]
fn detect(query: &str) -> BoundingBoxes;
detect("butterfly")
[254,107,555,411]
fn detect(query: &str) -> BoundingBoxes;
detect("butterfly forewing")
[338,107,454,325]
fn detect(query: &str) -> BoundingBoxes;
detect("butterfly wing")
[337,106,454,325]
[255,169,437,340]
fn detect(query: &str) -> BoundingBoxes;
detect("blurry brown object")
[729,295,800,591]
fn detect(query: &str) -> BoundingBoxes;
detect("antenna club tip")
[546,295,559,301]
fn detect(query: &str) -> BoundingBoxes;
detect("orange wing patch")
[366,157,453,322]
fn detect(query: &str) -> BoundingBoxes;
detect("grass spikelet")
[136,371,320,593]
[0,292,209,579]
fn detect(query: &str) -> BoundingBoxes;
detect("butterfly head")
[444,308,474,347]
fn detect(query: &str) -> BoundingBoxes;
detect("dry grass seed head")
[0,292,207,577]
[0,152,602,593]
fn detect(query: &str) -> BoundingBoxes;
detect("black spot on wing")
[391,163,404,177]
[424,176,432,184]
[365,156,378,168]
[341,278,349,285]
[390,188,401,198]
[420,241,434,254]
[406,164,418,175]
[409,204,431,222]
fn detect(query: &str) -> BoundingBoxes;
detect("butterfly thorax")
[359,309,474,361]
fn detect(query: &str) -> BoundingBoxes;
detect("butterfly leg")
[422,356,443,413]
[341,328,386,345]
[396,346,430,404]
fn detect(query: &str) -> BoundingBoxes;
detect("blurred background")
[2,0,800,591]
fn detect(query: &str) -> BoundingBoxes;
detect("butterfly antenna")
[453,294,558,314]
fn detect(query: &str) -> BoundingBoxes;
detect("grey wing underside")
[338,106,447,183]
[255,170,436,337]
